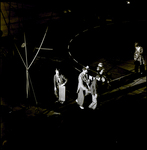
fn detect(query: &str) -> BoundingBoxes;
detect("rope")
[28,72,38,105]
[14,43,27,69]
[24,33,29,98]
[24,33,28,67]
[28,26,48,69]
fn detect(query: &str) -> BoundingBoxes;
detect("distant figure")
[54,68,67,104]
[76,67,91,109]
[134,42,145,74]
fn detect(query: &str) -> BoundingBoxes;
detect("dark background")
[1,1,147,148]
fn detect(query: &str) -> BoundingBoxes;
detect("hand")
[60,84,65,87]
[102,77,105,82]
[85,89,91,96]
[89,75,93,80]
[54,87,57,91]
[96,77,100,81]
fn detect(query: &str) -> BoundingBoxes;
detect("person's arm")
[134,52,138,61]
[54,75,57,91]
[54,75,59,98]
[79,75,89,91]
[140,47,143,55]
[60,75,68,86]
[96,75,101,81]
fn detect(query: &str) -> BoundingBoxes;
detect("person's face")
[84,70,88,74]
[56,70,59,76]
[135,43,138,47]
[98,63,103,67]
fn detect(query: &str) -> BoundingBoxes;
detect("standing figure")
[96,63,107,94]
[54,68,67,104]
[89,76,98,110]
[134,42,145,74]
[88,65,106,110]
[89,63,108,109]
[97,62,110,87]
[97,63,104,76]
[76,67,91,109]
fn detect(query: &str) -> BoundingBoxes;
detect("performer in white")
[54,68,67,104]
[134,42,145,74]
[76,67,91,109]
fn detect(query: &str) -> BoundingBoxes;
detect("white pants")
[89,94,97,110]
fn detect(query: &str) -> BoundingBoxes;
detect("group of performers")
[53,42,145,110]
[54,63,109,110]
[75,63,109,110]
